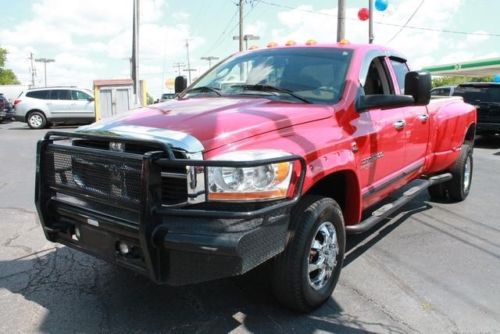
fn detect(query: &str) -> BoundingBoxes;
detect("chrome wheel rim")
[308,221,339,290]
[463,154,472,191]
[29,114,43,128]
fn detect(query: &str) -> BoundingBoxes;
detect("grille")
[161,169,188,205]
[43,145,143,207]
[45,140,189,209]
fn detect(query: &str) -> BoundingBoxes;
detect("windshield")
[187,47,353,104]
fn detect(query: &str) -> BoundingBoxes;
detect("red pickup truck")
[36,43,476,312]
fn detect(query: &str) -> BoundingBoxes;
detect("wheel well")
[464,124,476,145]
[25,109,46,122]
[304,170,360,226]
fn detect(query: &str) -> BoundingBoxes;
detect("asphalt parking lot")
[1,120,500,333]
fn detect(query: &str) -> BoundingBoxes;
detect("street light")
[34,58,55,87]
[232,34,260,50]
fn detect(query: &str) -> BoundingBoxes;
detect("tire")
[271,195,345,312]
[427,143,473,202]
[27,111,47,129]
[447,143,473,201]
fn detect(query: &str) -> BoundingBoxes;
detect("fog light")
[118,241,130,255]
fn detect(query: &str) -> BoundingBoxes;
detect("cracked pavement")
[1,121,500,333]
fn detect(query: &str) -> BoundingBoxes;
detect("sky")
[0,0,499,98]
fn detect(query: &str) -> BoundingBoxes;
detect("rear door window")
[49,90,72,100]
[26,90,50,99]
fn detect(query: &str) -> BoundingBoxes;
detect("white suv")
[14,87,95,129]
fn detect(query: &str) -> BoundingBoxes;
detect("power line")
[204,0,262,56]
[386,0,425,43]
[258,0,500,38]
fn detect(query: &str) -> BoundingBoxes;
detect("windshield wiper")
[230,84,312,103]
[184,86,222,96]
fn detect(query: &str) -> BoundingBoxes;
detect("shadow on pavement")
[0,237,408,333]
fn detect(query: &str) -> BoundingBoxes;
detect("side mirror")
[357,94,415,111]
[175,76,188,94]
[405,71,431,105]
[87,97,95,102]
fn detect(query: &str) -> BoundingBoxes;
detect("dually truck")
[35,42,476,312]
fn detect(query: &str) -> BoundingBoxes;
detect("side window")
[390,59,409,95]
[59,90,72,100]
[26,90,50,99]
[49,90,71,100]
[71,90,91,100]
[363,57,393,95]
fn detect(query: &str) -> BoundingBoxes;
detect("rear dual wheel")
[428,143,473,202]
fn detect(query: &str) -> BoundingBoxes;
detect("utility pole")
[185,39,195,84]
[232,34,260,50]
[238,0,244,52]
[172,62,185,76]
[28,52,36,88]
[369,0,374,43]
[201,56,219,68]
[337,0,345,42]
[131,0,141,106]
[34,58,55,87]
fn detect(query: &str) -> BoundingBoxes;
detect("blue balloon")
[494,74,500,82]
[375,0,389,11]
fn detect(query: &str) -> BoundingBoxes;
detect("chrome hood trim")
[77,123,204,154]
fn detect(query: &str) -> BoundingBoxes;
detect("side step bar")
[346,173,452,234]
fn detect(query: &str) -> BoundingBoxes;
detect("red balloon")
[358,7,370,21]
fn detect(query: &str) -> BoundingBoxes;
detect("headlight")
[207,150,294,201]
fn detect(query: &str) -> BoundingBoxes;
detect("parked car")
[35,43,476,312]
[160,93,176,102]
[14,87,95,129]
[0,94,8,122]
[452,82,500,135]
[431,85,456,97]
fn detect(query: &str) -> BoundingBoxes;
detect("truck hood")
[79,97,333,152]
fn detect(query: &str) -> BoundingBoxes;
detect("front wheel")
[271,196,345,312]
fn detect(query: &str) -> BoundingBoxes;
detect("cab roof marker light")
[248,45,259,50]
[305,39,317,46]
[285,40,296,46]
[339,39,350,45]
[267,42,278,48]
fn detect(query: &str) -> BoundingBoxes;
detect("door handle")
[418,114,429,122]
[394,120,406,130]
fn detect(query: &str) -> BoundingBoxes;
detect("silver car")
[14,87,95,129]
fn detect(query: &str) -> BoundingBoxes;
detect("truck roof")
[245,41,407,61]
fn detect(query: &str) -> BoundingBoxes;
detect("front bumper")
[35,131,305,285]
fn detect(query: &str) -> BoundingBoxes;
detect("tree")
[432,75,493,88]
[0,47,20,85]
